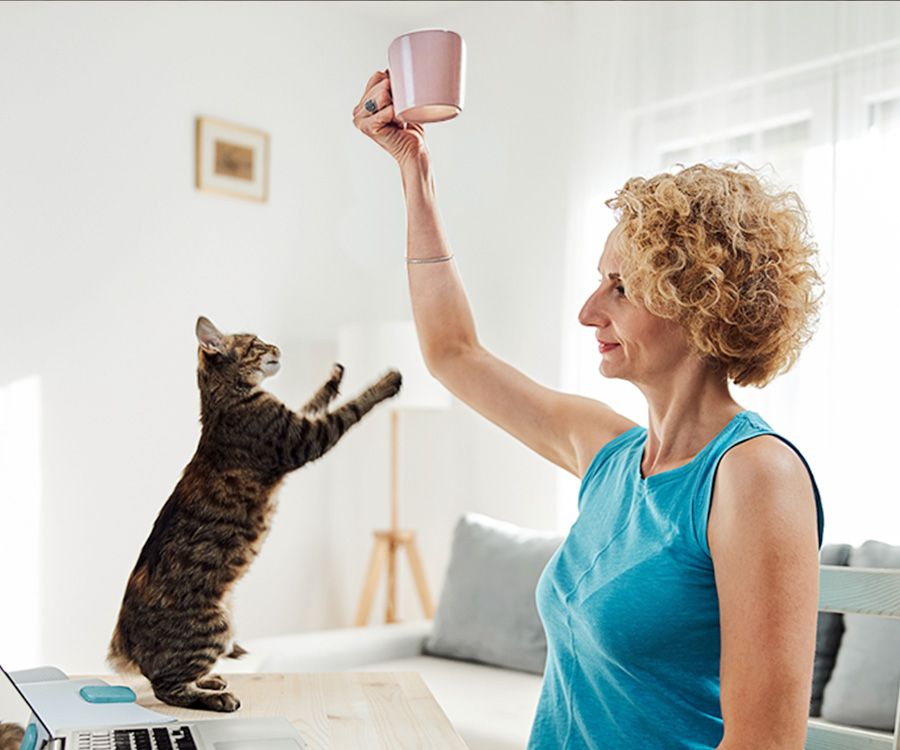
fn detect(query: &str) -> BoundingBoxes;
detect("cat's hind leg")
[150,674,241,713]
[299,363,344,416]
[145,647,240,712]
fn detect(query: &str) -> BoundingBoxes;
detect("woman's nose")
[578,287,608,328]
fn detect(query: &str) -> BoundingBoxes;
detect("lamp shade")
[337,320,451,411]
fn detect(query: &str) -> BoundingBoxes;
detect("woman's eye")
[596,276,626,298]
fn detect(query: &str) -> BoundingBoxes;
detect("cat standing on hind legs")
[108,316,401,712]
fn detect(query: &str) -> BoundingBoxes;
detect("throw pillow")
[820,540,900,731]
[424,512,563,674]
[810,543,851,716]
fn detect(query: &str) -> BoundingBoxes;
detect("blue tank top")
[529,411,823,750]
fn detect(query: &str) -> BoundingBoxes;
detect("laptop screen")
[0,665,52,750]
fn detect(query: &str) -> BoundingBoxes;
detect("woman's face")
[578,224,693,387]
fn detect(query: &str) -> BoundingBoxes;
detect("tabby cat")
[109,316,401,712]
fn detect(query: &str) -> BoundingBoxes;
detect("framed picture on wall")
[195,117,269,202]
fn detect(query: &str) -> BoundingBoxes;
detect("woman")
[354,70,824,750]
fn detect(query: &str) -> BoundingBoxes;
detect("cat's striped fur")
[108,316,401,712]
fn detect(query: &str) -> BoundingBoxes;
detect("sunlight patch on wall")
[0,375,42,668]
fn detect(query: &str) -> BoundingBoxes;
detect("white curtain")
[562,1,900,544]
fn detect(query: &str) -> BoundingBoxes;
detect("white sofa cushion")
[424,513,562,674]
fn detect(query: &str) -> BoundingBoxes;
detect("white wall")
[0,0,575,673]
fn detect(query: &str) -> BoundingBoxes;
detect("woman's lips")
[597,340,619,354]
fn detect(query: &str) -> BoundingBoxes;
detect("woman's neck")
[639,370,743,478]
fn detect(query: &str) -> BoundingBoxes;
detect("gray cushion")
[810,544,852,716]
[424,512,563,674]
[820,541,900,731]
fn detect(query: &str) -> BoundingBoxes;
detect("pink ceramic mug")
[388,29,466,124]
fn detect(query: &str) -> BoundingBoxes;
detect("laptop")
[0,663,307,750]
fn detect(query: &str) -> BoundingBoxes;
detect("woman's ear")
[196,316,227,355]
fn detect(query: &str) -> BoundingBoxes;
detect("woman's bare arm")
[709,436,820,749]
[353,71,635,476]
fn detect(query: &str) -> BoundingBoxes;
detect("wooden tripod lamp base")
[354,408,442,626]
[355,528,435,626]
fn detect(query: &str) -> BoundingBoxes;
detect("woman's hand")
[352,70,426,166]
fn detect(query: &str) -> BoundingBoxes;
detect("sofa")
[228,513,900,750]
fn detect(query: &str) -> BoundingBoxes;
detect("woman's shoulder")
[710,412,824,545]
[714,429,819,537]
[719,431,809,484]
[715,412,809,484]
[710,429,822,563]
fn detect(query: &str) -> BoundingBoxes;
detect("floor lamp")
[338,321,451,626]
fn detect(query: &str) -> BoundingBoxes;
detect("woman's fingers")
[353,98,395,135]
[353,70,426,163]
[356,103,395,135]
[364,70,383,87]
[354,72,390,117]
[365,69,388,91]
[353,72,397,135]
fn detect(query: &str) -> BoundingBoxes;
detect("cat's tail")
[107,623,141,676]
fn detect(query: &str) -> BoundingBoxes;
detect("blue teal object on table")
[79,685,137,704]
[21,722,37,750]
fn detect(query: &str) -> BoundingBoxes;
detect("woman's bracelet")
[406,254,454,264]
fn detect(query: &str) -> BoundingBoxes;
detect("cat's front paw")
[377,369,402,399]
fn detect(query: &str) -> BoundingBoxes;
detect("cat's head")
[195,316,281,388]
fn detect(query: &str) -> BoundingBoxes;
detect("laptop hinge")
[46,738,65,750]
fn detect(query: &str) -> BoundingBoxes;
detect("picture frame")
[195,117,269,202]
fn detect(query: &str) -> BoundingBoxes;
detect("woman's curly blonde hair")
[607,163,823,387]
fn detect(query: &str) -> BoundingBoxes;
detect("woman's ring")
[364,98,377,113]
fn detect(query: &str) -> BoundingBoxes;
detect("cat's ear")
[196,316,227,355]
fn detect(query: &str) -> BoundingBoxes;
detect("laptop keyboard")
[73,726,196,750]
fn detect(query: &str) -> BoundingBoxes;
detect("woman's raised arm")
[353,71,635,476]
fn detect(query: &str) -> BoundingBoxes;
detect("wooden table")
[105,672,470,750]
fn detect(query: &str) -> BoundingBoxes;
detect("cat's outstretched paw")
[301,364,346,416]
[377,369,402,399]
